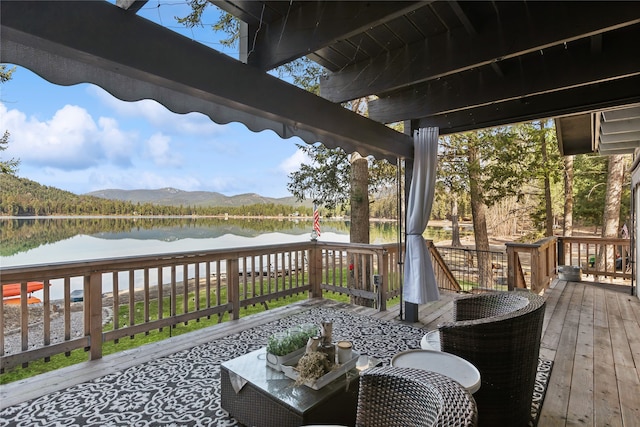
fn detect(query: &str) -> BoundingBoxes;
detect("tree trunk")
[602,155,625,237]
[540,125,554,236]
[451,196,462,247]
[349,152,372,306]
[468,145,492,288]
[563,155,574,236]
[350,153,370,244]
[597,155,625,274]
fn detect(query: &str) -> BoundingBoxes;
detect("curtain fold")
[403,127,440,304]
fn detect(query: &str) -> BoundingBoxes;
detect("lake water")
[1,217,463,267]
[0,217,462,300]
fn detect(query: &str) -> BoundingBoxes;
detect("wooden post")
[308,245,323,299]
[83,275,91,341]
[88,272,103,360]
[530,247,540,293]
[227,258,240,320]
[378,249,388,311]
[557,236,565,266]
[506,245,516,291]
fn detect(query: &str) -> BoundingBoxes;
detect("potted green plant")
[266,324,318,371]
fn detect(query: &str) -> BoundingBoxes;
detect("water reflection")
[0,217,469,260]
[1,217,472,301]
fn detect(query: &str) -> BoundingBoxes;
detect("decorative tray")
[266,347,305,372]
[281,351,360,390]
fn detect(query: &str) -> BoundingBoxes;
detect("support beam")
[369,25,640,124]
[321,2,640,103]
[0,1,413,161]
[414,75,640,136]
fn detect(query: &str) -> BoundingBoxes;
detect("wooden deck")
[538,280,640,426]
[2,281,639,426]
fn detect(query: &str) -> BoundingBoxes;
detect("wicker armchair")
[438,291,546,427]
[355,366,478,427]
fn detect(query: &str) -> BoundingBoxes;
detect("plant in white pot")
[266,324,318,371]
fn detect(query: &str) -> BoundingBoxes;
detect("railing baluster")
[88,272,102,360]
[241,257,248,300]
[170,265,177,324]
[113,272,120,340]
[215,260,221,307]
[157,267,164,329]
[252,255,257,297]
[194,262,200,316]
[287,252,294,289]
[64,277,71,348]
[20,282,28,356]
[128,270,135,335]
[205,262,211,310]
[227,258,240,320]
[43,279,51,349]
[144,268,150,329]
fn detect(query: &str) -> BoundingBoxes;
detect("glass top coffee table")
[220,347,362,427]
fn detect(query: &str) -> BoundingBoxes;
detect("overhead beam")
[0,1,412,161]
[369,26,640,123]
[115,0,148,13]
[213,1,425,70]
[320,2,640,103]
[414,75,640,136]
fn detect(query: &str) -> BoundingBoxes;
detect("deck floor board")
[539,280,639,426]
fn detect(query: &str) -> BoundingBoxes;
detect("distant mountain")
[86,188,311,208]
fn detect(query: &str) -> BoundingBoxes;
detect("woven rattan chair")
[438,291,545,427]
[355,366,478,427]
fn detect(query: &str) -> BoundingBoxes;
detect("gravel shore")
[2,283,187,355]
[3,303,113,355]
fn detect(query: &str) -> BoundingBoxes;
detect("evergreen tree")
[1,66,20,175]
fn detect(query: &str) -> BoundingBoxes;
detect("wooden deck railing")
[557,236,631,280]
[1,241,403,371]
[506,236,557,294]
[3,235,628,373]
[429,242,509,293]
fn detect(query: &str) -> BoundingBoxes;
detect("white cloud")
[97,117,135,166]
[279,148,310,174]
[0,103,136,170]
[145,133,182,167]
[89,86,224,136]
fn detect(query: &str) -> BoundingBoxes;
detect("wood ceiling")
[214,1,640,151]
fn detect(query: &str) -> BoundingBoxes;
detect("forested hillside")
[0,175,313,217]
[87,188,306,208]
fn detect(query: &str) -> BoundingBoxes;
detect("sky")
[0,1,308,199]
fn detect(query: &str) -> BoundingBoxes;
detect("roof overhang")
[2,1,639,161]
[0,1,413,162]
[595,105,640,155]
[556,104,640,156]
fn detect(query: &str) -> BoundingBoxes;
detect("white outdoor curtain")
[404,127,440,304]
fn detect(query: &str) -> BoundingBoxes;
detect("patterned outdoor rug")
[0,307,552,426]
[530,358,554,427]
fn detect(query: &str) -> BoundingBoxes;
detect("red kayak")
[2,282,45,298]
